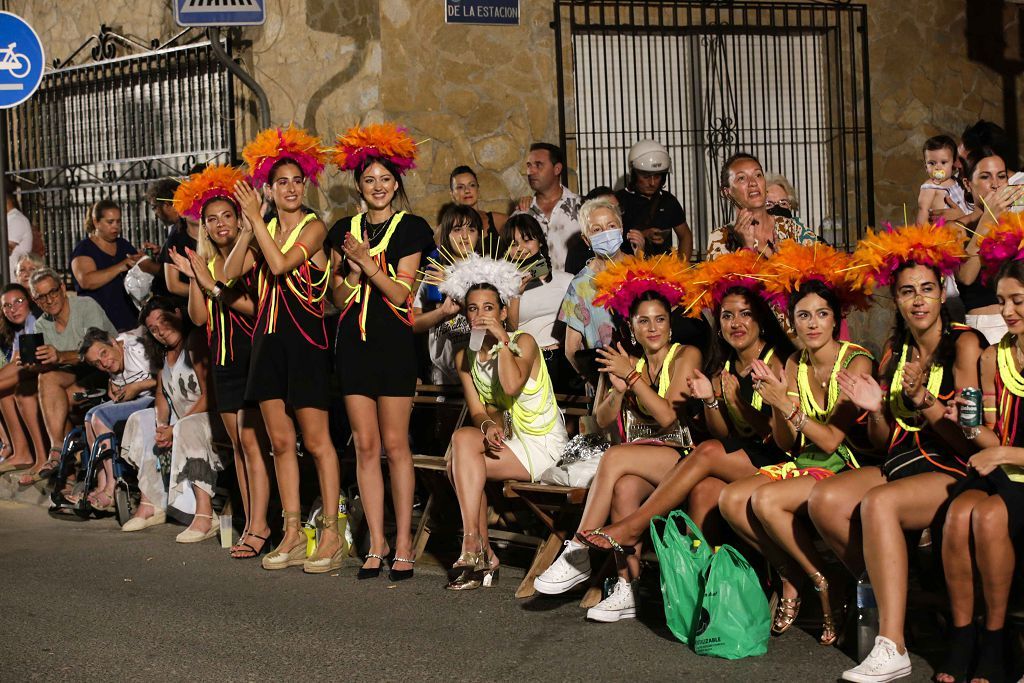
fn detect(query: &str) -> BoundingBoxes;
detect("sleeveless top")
[632,343,682,416]
[337,211,419,342]
[991,335,1024,483]
[161,347,202,425]
[884,324,982,472]
[206,258,255,366]
[470,331,561,442]
[253,213,330,348]
[722,346,776,439]
[792,341,873,471]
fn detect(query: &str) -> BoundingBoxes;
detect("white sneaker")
[587,578,636,622]
[534,540,591,594]
[841,636,912,682]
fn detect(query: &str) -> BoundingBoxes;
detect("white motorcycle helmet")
[628,140,670,173]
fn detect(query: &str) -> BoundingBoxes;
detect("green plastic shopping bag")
[692,544,771,659]
[650,510,713,645]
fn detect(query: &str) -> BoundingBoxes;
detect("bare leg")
[861,472,956,650]
[15,383,47,469]
[685,476,727,540]
[609,474,654,579]
[379,396,415,570]
[942,491,987,628]
[973,495,1015,630]
[752,476,839,642]
[259,399,302,553]
[575,444,680,534]
[591,442,757,548]
[345,395,387,568]
[295,406,341,558]
[187,485,214,533]
[807,466,886,575]
[36,370,75,451]
[232,407,271,554]
[0,393,28,463]
[720,474,805,605]
[450,426,529,554]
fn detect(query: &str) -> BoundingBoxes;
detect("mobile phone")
[528,258,550,282]
[18,332,43,365]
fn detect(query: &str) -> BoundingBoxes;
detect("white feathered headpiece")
[434,253,523,304]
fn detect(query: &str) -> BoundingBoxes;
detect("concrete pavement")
[0,501,937,682]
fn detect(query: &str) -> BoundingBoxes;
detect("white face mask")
[590,229,623,256]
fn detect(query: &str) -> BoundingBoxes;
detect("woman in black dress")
[224,125,343,574]
[328,124,433,581]
[167,164,272,559]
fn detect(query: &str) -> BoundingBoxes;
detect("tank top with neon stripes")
[992,334,1024,483]
[206,257,255,367]
[252,213,331,349]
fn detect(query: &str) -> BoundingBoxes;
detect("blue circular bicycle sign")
[0,12,43,108]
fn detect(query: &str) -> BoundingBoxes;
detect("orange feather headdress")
[330,123,417,174]
[593,253,691,318]
[172,164,246,222]
[762,241,872,313]
[242,124,326,187]
[851,222,965,287]
[680,250,768,317]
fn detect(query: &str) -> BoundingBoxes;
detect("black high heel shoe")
[388,555,416,582]
[357,549,390,580]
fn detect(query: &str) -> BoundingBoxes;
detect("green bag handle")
[651,509,710,557]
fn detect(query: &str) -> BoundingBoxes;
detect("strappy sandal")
[18,449,61,486]
[358,547,392,580]
[89,490,115,512]
[576,528,636,556]
[771,578,801,635]
[231,530,270,559]
[810,571,838,646]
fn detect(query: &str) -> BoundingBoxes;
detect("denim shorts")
[84,396,155,432]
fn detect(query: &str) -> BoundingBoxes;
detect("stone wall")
[11,0,1022,234]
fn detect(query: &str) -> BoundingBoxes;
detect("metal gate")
[6,27,238,274]
[554,0,873,256]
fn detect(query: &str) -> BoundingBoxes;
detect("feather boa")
[592,253,690,319]
[242,124,326,187]
[172,164,246,221]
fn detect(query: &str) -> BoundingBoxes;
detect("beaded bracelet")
[784,404,800,422]
[794,413,809,432]
[626,371,642,388]
[703,397,720,410]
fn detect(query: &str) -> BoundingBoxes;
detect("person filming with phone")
[14,268,116,485]
[504,214,575,393]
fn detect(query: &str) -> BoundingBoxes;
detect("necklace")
[1016,337,1024,370]
[809,344,839,389]
[366,212,396,241]
[733,340,765,377]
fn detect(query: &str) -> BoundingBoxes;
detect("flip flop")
[575,528,636,556]
[0,461,31,474]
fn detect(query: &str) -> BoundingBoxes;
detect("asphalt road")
[0,501,938,682]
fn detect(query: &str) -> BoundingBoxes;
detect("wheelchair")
[48,392,138,525]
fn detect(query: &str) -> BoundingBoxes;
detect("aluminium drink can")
[959,387,982,428]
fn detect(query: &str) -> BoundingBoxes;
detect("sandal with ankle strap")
[304,514,345,574]
[231,530,270,559]
[771,578,801,636]
[176,512,219,543]
[810,571,839,646]
[262,511,306,570]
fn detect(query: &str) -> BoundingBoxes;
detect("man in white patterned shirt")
[519,142,581,272]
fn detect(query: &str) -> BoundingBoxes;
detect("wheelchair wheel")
[114,482,133,527]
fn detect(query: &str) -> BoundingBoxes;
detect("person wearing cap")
[615,140,692,260]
